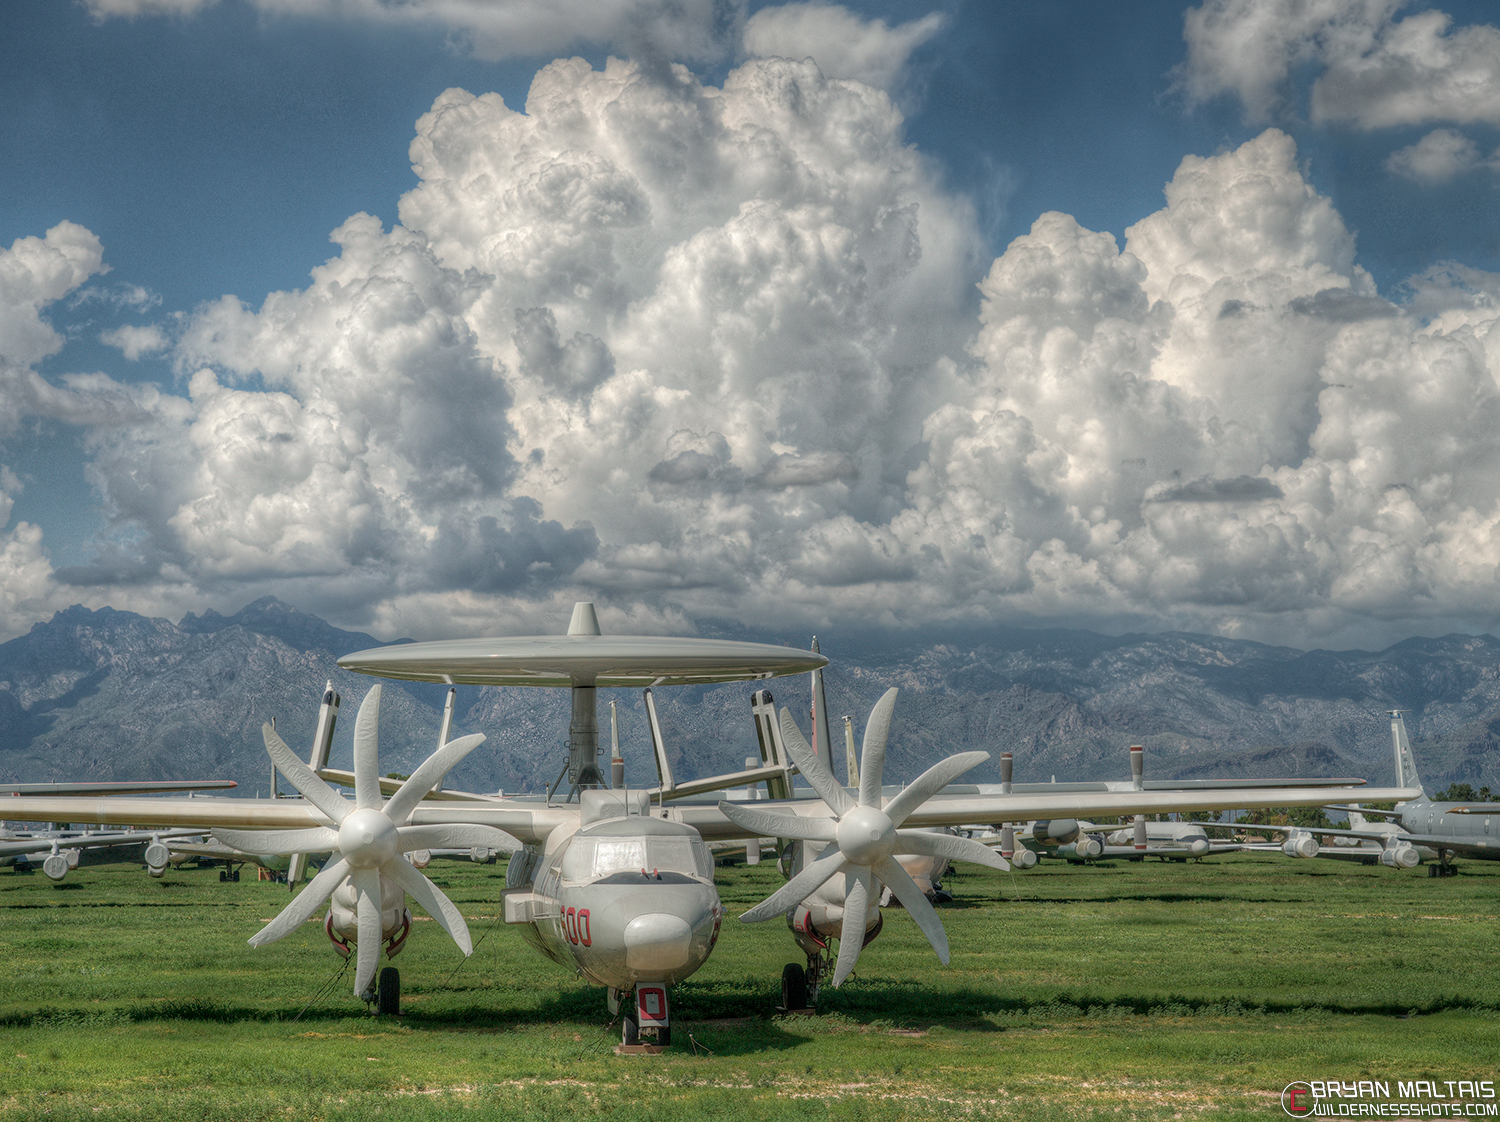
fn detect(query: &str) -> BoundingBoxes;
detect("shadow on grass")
[8,983,1492,1036]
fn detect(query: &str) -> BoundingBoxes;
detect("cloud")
[743,3,946,92]
[0,468,57,640]
[1181,0,1500,129]
[10,49,1500,649]
[83,0,734,62]
[1385,128,1485,183]
[0,222,108,367]
[101,324,170,361]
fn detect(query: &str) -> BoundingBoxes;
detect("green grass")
[1,854,1497,1120]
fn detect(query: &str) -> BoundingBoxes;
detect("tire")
[231,869,240,883]
[781,962,808,1010]
[219,870,227,882]
[377,967,400,1016]
[622,1015,638,1046]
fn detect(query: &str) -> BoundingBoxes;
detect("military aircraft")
[1248,711,1499,877]
[0,604,1424,1048]
[0,826,207,880]
[2,779,234,881]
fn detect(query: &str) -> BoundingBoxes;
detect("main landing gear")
[1429,852,1459,877]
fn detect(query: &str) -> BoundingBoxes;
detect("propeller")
[718,687,1009,987]
[214,685,520,999]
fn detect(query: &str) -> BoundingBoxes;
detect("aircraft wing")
[1094,842,1244,859]
[1,780,235,795]
[1374,832,1500,860]
[166,839,296,871]
[639,783,1426,842]
[0,783,1424,849]
[0,828,204,860]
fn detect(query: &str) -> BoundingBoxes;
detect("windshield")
[561,834,714,881]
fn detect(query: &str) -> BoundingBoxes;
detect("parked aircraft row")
[0,604,1448,1049]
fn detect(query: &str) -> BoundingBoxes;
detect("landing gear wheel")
[622,1015,639,1046]
[781,962,808,1010]
[377,967,400,1016]
[231,869,240,882]
[218,870,227,882]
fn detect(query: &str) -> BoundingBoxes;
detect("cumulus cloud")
[1181,0,1500,129]
[0,468,58,640]
[1385,128,1485,182]
[743,3,946,91]
[101,324,170,361]
[84,0,733,61]
[0,223,108,367]
[10,46,1500,648]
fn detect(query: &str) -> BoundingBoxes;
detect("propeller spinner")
[215,685,520,999]
[718,688,1010,987]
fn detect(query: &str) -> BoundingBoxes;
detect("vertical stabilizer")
[644,688,673,795]
[290,683,339,890]
[752,690,793,801]
[843,715,859,787]
[1391,711,1423,800]
[809,638,831,775]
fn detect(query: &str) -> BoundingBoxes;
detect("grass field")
[1,851,1496,1120]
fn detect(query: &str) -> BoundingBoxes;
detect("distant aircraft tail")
[1390,711,1424,801]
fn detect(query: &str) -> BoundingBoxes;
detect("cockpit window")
[591,838,647,878]
[649,837,715,879]
[562,832,716,882]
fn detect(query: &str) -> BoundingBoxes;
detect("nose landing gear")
[613,985,672,1053]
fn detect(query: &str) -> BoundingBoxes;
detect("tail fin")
[1390,711,1423,798]
[1347,808,1367,829]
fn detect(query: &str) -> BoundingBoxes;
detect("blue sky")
[4,0,1500,650]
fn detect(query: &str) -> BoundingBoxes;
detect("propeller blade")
[858,688,897,808]
[213,826,337,857]
[248,856,349,947]
[352,686,384,812]
[740,845,849,923]
[894,829,1010,872]
[875,855,949,965]
[262,723,349,826]
[717,802,838,843]
[352,866,384,998]
[383,854,472,955]
[396,823,521,854]
[882,751,989,829]
[831,868,871,987]
[383,733,488,825]
[778,708,852,816]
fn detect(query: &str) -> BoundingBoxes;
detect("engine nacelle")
[144,841,171,877]
[1058,836,1103,860]
[1010,847,1039,870]
[1381,843,1419,869]
[1032,819,1081,845]
[1281,833,1318,859]
[42,853,69,881]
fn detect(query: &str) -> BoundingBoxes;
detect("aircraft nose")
[623,913,694,972]
[1188,838,1209,856]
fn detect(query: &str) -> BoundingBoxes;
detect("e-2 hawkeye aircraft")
[0,604,1423,1049]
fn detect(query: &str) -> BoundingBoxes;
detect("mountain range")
[2,598,1497,798]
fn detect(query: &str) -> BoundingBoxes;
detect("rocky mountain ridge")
[1,599,1497,797]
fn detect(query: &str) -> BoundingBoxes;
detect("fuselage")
[508,809,722,990]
